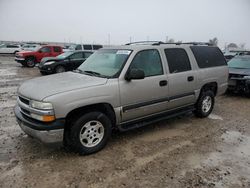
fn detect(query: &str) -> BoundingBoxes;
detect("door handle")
[159,80,168,86]
[187,76,194,82]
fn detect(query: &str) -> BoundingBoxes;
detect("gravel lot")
[0,55,250,188]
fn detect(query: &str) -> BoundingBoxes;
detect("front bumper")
[15,57,26,63]
[38,65,54,74]
[14,105,65,144]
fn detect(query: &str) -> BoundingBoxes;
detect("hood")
[40,56,63,64]
[18,72,108,101]
[229,67,250,76]
[17,50,37,56]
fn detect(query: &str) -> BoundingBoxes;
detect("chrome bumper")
[19,121,64,144]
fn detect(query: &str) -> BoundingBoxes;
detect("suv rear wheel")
[66,112,112,155]
[194,90,214,118]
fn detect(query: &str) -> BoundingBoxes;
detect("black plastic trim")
[123,92,195,112]
[119,105,195,131]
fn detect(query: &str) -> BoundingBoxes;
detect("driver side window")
[130,49,163,77]
[40,47,51,53]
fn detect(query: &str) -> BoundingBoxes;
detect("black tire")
[194,90,215,118]
[55,65,65,73]
[40,71,48,75]
[65,112,112,155]
[21,62,27,67]
[26,57,36,68]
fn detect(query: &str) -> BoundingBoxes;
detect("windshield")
[77,49,132,78]
[228,56,250,69]
[57,51,73,58]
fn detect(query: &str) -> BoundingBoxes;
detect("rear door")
[53,46,62,56]
[164,48,197,109]
[119,49,169,122]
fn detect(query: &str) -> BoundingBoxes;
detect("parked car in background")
[39,51,93,75]
[227,55,250,95]
[15,42,228,154]
[66,44,103,52]
[0,44,21,54]
[21,44,41,51]
[224,50,250,62]
[15,45,63,67]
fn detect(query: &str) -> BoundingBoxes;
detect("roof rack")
[125,41,212,46]
[125,41,163,45]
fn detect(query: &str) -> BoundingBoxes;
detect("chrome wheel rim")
[202,96,212,113]
[79,120,104,148]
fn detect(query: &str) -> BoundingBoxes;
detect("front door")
[119,49,169,122]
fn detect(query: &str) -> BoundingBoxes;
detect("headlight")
[244,76,250,80]
[44,61,55,65]
[30,100,53,110]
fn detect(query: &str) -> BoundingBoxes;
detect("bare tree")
[208,37,218,46]
[239,43,245,49]
[227,43,238,49]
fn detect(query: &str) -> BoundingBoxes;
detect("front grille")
[19,96,30,105]
[229,74,245,79]
[20,107,30,115]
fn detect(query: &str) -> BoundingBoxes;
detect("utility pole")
[108,34,110,46]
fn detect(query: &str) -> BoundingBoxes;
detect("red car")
[15,45,63,67]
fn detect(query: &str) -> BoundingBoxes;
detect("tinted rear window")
[190,46,226,68]
[83,45,92,50]
[93,45,103,50]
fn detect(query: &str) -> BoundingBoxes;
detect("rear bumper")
[217,83,228,95]
[14,105,64,144]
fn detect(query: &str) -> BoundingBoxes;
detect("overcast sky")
[0,0,249,48]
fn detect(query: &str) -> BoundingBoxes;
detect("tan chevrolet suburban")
[14,41,228,154]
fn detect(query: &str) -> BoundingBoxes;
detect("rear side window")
[53,46,61,52]
[7,45,18,48]
[190,46,226,68]
[93,45,103,50]
[83,45,92,50]
[164,48,191,73]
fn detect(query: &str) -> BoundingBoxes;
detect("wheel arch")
[65,103,116,129]
[199,82,218,97]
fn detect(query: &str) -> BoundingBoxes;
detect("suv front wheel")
[194,90,214,118]
[66,112,112,155]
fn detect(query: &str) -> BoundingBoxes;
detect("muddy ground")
[0,55,249,188]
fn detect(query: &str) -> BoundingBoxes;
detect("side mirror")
[125,68,145,81]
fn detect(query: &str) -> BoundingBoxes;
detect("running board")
[118,105,195,132]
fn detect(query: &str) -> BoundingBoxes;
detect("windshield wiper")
[83,70,101,76]
[72,69,83,73]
